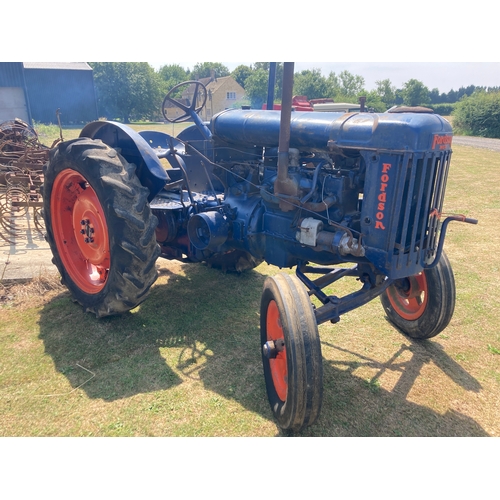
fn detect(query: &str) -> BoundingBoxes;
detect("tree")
[363,90,387,112]
[158,64,189,92]
[231,64,253,88]
[327,70,365,100]
[401,79,431,107]
[338,70,365,98]
[244,69,269,108]
[429,88,443,104]
[91,62,162,123]
[254,62,283,100]
[293,69,329,100]
[376,79,396,108]
[191,62,230,79]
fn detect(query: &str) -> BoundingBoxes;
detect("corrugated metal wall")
[0,62,25,87]
[24,68,98,124]
[0,63,31,123]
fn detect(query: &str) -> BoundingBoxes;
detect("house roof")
[23,62,93,71]
[199,76,243,93]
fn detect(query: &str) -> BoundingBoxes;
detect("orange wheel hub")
[266,300,287,401]
[387,272,428,321]
[51,169,110,294]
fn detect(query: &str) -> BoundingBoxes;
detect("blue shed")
[0,62,31,123]
[0,62,98,125]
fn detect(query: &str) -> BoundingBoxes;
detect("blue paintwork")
[80,121,169,200]
[211,109,453,153]
[76,107,467,326]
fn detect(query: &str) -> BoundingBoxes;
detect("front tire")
[260,273,323,432]
[43,138,160,317]
[380,251,456,339]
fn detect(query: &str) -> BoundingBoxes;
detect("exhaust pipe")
[274,62,299,211]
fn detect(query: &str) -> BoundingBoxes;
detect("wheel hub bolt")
[262,339,285,359]
[79,219,95,243]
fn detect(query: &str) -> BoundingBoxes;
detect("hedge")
[452,91,500,138]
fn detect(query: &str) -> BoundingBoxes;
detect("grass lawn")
[1,123,499,437]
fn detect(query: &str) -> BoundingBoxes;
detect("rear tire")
[43,138,160,317]
[380,251,456,339]
[260,273,323,432]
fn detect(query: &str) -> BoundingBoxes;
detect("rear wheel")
[380,251,456,339]
[43,138,160,317]
[260,273,323,432]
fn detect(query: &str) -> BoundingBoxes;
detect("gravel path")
[453,136,500,152]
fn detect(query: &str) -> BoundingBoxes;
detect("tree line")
[90,62,500,137]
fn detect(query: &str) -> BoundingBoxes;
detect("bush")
[452,91,500,138]
[431,103,456,116]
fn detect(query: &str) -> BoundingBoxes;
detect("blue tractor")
[42,63,476,431]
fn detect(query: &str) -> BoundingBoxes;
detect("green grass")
[33,121,192,147]
[1,139,499,436]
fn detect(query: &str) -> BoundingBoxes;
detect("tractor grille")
[363,149,452,279]
[392,151,451,271]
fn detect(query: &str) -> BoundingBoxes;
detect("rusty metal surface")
[0,119,53,244]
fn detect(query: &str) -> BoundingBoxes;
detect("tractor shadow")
[37,261,487,436]
[37,260,267,404]
[312,339,486,436]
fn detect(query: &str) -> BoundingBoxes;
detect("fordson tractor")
[42,63,476,432]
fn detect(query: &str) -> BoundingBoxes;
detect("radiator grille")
[391,150,451,273]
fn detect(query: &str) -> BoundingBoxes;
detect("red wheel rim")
[267,300,287,401]
[386,272,428,321]
[51,169,110,294]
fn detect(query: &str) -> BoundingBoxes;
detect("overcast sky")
[148,61,500,94]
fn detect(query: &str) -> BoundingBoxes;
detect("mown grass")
[34,122,191,147]
[1,127,499,436]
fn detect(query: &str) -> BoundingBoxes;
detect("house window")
[227,92,236,100]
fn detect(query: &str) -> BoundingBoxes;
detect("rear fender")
[80,121,169,201]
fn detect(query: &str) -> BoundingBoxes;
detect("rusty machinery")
[0,119,53,244]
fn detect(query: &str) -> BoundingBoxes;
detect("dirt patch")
[0,272,66,309]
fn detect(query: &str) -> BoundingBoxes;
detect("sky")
[148,61,500,94]
[9,1,498,96]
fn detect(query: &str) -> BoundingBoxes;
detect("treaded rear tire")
[43,137,160,317]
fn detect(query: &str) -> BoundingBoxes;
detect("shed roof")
[23,62,92,71]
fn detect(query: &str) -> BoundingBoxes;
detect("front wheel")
[260,273,323,432]
[380,251,456,339]
[43,138,160,317]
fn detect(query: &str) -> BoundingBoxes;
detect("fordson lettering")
[375,163,391,230]
[432,134,453,150]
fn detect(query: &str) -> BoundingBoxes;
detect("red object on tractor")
[262,95,314,111]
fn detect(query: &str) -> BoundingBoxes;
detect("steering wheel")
[162,81,208,123]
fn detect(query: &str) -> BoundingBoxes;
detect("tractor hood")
[210,109,453,154]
